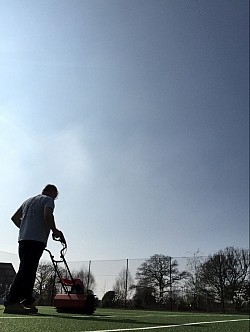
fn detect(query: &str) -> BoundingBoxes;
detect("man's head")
[42,184,58,200]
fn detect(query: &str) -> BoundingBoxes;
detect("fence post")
[124,259,129,308]
[169,256,173,311]
[218,254,225,313]
[87,260,91,293]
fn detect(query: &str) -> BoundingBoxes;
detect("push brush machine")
[45,233,96,314]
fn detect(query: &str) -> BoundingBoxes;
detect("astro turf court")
[0,306,249,332]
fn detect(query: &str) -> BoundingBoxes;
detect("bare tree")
[34,262,56,305]
[223,247,249,301]
[72,267,96,292]
[185,251,206,309]
[113,267,134,306]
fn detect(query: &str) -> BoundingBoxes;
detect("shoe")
[20,299,38,313]
[4,303,33,314]
[23,305,38,313]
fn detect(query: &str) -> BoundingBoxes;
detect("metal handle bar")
[52,232,67,246]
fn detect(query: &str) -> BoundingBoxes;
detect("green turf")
[0,306,249,332]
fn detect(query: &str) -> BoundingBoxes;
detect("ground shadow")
[36,312,206,328]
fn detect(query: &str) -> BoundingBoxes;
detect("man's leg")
[5,240,45,306]
[19,241,45,305]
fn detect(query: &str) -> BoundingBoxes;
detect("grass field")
[0,306,249,332]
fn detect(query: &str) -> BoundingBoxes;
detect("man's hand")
[52,229,66,245]
[52,228,62,239]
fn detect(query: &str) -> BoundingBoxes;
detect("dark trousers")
[6,240,45,306]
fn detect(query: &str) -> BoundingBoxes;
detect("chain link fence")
[0,251,200,303]
[1,250,249,313]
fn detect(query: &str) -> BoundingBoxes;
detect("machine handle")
[52,232,67,245]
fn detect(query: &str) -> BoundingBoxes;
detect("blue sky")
[0,0,249,262]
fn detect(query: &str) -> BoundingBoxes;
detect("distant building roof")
[0,262,16,282]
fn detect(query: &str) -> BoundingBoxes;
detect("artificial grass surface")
[0,306,249,332]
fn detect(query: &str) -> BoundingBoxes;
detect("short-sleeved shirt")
[18,194,55,245]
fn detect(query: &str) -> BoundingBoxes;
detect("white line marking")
[0,316,52,319]
[82,319,249,332]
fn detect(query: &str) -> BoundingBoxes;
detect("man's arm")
[11,207,22,228]
[44,206,61,237]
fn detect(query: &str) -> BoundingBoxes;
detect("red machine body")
[54,294,88,309]
[45,234,96,314]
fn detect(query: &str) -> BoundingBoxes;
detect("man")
[4,184,63,314]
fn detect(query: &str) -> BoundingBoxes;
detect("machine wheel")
[83,294,96,314]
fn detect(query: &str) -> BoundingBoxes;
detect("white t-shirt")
[18,194,55,245]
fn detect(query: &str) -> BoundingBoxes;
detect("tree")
[184,251,206,309]
[223,247,249,302]
[113,267,134,307]
[34,262,57,305]
[136,254,188,304]
[233,282,250,312]
[102,291,118,307]
[72,267,96,292]
[199,247,249,311]
[132,286,156,308]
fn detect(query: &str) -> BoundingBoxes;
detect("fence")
[65,256,205,301]
[1,250,249,313]
[0,250,206,305]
